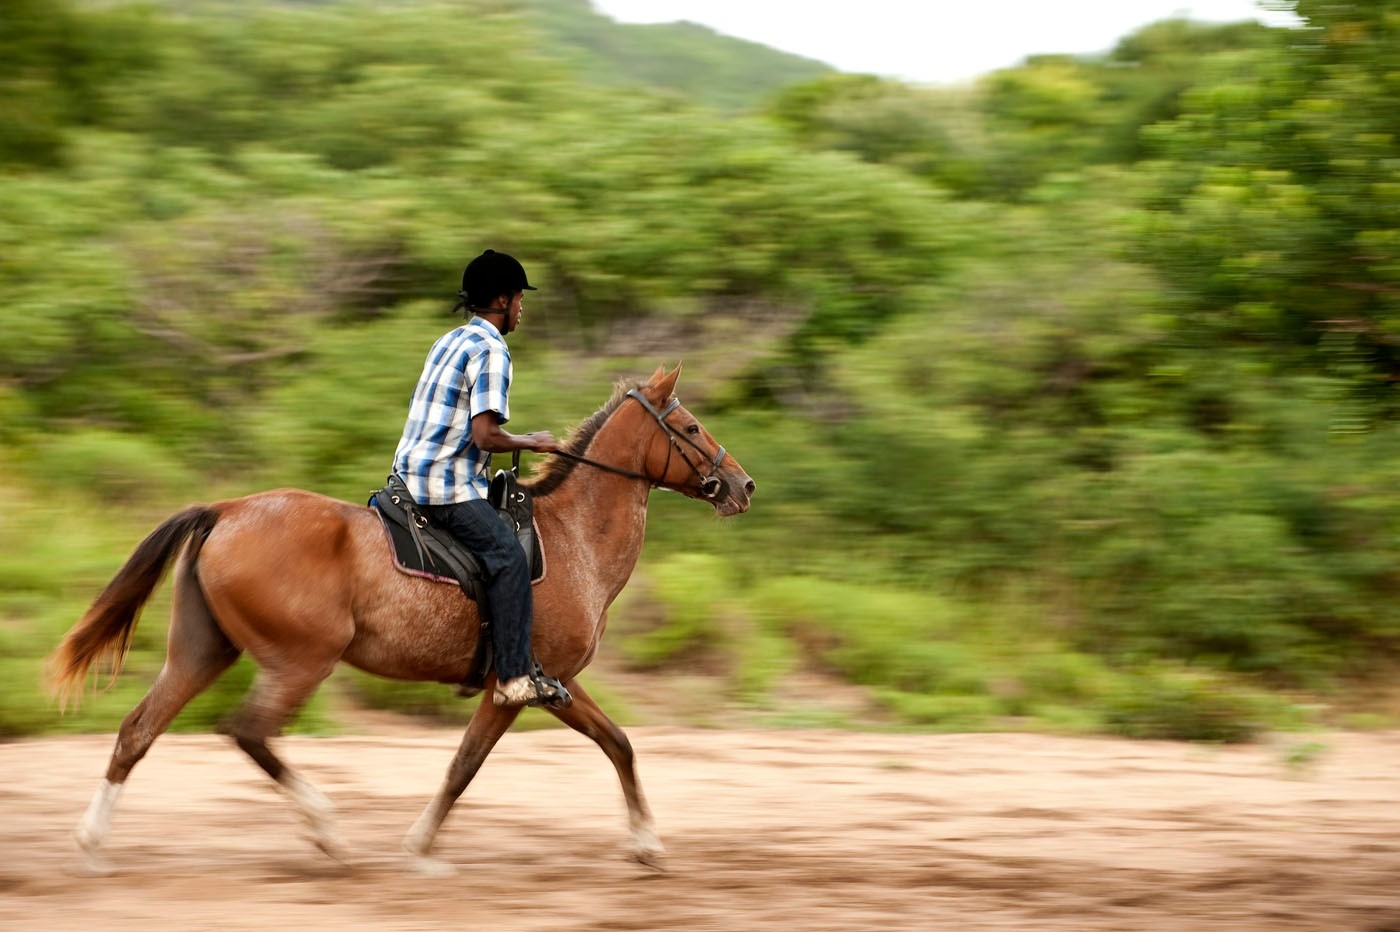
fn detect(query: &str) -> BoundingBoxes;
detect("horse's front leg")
[403,694,520,875]
[548,678,665,870]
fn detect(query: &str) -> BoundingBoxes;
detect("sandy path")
[3,725,1400,931]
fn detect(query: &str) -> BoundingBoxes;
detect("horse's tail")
[49,505,222,710]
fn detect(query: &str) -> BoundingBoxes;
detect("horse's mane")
[523,378,641,497]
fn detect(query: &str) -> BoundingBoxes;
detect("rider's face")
[506,291,524,333]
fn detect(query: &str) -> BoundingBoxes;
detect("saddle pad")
[371,500,546,589]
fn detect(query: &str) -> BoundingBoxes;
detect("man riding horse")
[391,249,569,708]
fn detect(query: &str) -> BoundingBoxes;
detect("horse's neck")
[536,466,651,606]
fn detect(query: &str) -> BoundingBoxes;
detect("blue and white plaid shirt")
[392,317,512,504]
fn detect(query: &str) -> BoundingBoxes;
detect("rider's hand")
[527,431,559,454]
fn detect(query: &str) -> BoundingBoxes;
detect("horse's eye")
[686,424,700,435]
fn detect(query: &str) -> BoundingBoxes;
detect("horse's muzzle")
[712,473,755,517]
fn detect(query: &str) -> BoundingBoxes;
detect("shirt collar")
[468,314,506,340]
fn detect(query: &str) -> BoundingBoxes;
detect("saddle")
[368,461,544,693]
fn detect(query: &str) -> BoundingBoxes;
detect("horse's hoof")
[74,827,113,877]
[634,847,667,872]
[408,854,456,878]
[74,850,114,877]
[631,824,666,871]
[313,834,349,864]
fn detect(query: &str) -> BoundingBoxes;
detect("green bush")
[751,577,968,681]
[874,690,1001,730]
[1101,667,1272,743]
[617,553,739,669]
[610,554,805,707]
[1019,651,1116,704]
[344,671,478,725]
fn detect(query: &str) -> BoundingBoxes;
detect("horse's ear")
[657,363,682,397]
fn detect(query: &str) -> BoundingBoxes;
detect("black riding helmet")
[459,249,536,309]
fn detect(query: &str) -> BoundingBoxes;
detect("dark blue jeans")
[423,498,532,682]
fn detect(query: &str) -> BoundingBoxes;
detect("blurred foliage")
[3,0,1400,743]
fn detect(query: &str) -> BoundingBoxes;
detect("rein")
[547,389,726,498]
[546,449,654,483]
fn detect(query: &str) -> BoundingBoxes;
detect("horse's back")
[206,487,369,570]
[195,489,372,657]
[215,486,364,527]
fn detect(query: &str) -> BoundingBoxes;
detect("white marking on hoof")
[407,853,456,877]
[403,803,440,859]
[74,849,114,878]
[632,823,666,871]
[313,833,349,864]
[634,848,667,871]
[281,773,345,860]
[74,780,122,874]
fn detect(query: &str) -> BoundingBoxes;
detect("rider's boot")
[493,663,572,709]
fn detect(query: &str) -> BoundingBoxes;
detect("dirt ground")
[4,723,1400,931]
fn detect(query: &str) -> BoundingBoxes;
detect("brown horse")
[49,365,754,875]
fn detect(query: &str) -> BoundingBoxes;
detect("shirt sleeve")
[468,342,511,425]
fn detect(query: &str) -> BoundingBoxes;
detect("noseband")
[548,389,727,498]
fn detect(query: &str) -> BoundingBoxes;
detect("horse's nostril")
[744,479,756,496]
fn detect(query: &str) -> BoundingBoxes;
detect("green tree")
[1137,1,1400,412]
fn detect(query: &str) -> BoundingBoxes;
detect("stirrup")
[528,666,573,710]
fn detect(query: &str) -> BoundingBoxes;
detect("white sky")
[590,1,1301,85]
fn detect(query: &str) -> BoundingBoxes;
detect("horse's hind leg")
[77,557,241,874]
[547,678,665,869]
[221,659,344,859]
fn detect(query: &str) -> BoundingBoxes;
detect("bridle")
[548,388,727,499]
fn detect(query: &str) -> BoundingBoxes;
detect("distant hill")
[519,0,832,109]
